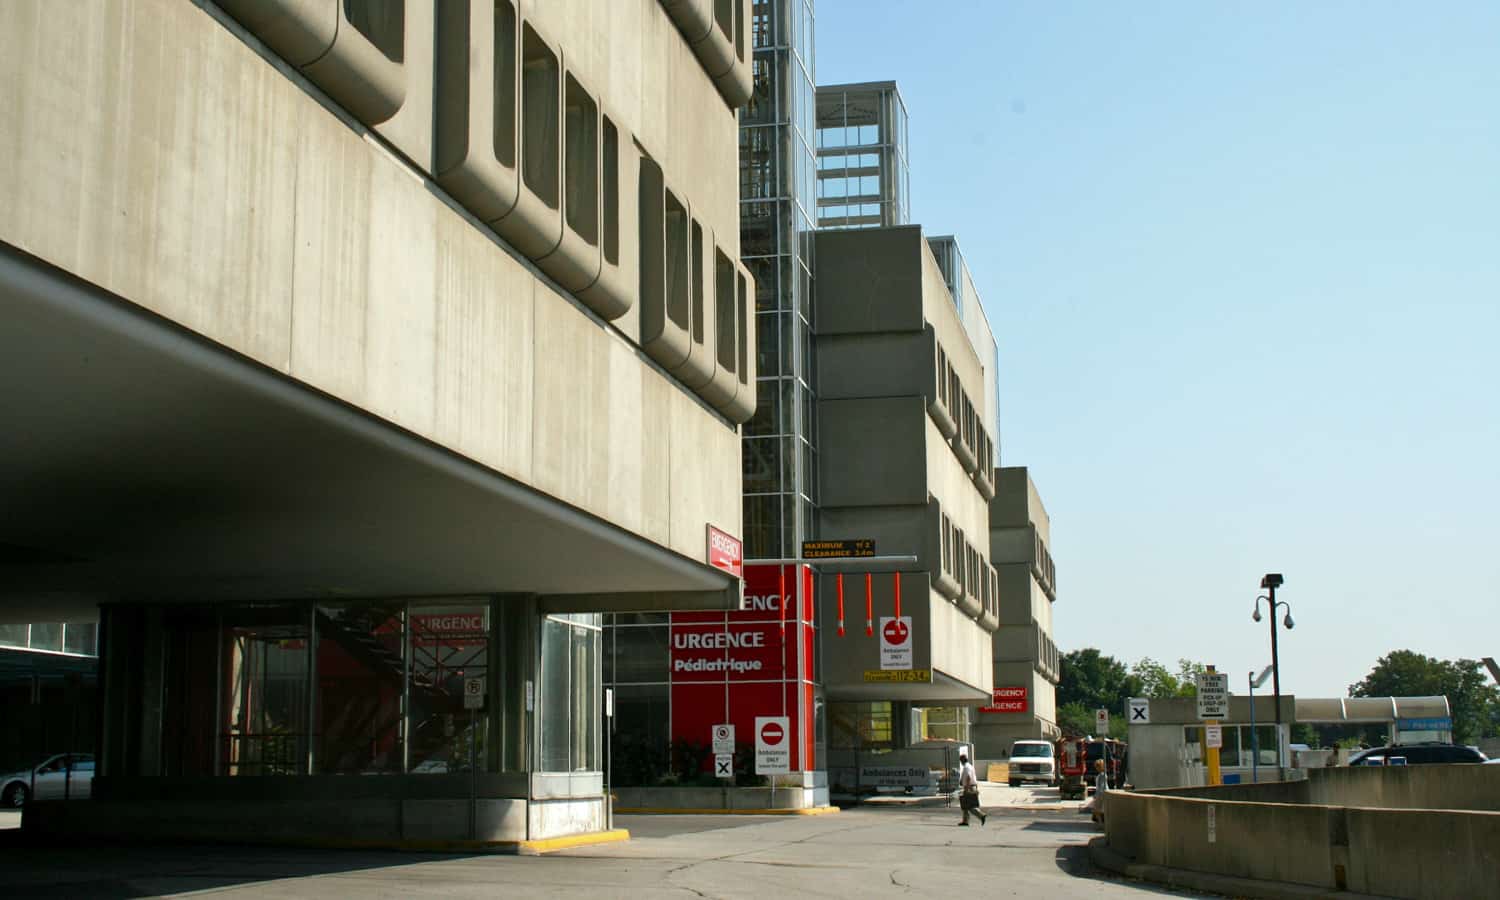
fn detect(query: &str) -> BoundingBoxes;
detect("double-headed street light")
[1253,573,1293,780]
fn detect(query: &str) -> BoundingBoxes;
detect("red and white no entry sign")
[878,616,913,671]
[882,619,909,645]
[755,715,790,774]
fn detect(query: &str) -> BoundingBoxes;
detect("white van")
[1007,740,1056,787]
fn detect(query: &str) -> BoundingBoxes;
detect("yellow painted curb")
[517,828,631,855]
[614,806,840,816]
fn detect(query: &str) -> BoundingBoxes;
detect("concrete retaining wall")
[1107,787,1500,899]
[1344,807,1500,899]
[1150,764,1500,812]
[1147,780,1311,805]
[1307,763,1500,811]
[1105,792,1342,889]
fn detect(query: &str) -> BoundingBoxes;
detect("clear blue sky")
[815,1,1500,698]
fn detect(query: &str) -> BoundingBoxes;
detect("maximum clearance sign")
[801,539,876,559]
[862,669,931,683]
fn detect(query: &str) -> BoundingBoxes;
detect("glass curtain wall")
[814,83,910,230]
[601,613,671,785]
[741,0,817,562]
[0,623,99,655]
[144,598,565,779]
[537,613,600,773]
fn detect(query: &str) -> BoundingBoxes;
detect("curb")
[1087,837,1383,900]
[517,829,631,855]
[614,806,840,817]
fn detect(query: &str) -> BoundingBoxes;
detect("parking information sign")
[463,676,485,710]
[1206,725,1223,749]
[712,723,735,755]
[755,716,791,774]
[1196,672,1230,720]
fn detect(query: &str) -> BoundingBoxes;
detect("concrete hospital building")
[2,0,759,845]
[1,0,1061,838]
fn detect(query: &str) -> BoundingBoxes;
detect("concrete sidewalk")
[3,802,1183,898]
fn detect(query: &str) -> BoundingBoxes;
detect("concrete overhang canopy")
[1293,696,1451,724]
[822,668,990,705]
[0,247,735,619]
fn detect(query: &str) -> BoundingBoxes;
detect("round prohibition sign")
[760,721,785,746]
[882,619,909,645]
[715,725,731,741]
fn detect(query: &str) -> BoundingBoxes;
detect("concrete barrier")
[1307,764,1500,811]
[1105,791,1343,890]
[1106,773,1500,900]
[1149,764,1500,812]
[1344,807,1500,899]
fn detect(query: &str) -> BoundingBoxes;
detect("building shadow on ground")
[0,831,493,900]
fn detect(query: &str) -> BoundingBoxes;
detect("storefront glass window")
[221,606,311,776]
[612,683,670,786]
[538,614,600,773]
[63,623,98,655]
[29,623,63,652]
[316,602,405,774]
[406,601,490,773]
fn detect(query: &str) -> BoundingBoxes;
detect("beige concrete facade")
[812,226,1001,703]
[0,0,756,584]
[972,467,1062,759]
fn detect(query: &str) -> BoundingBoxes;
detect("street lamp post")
[1248,664,1273,783]
[1253,574,1293,780]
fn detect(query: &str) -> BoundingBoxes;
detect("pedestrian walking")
[958,753,986,826]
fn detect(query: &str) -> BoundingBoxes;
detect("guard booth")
[1125,695,1297,790]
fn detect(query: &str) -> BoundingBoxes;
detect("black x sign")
[716,757,733,777]
[1131,705,1148,721]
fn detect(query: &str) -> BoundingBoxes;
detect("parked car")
[1346,743,1487,767]
[1007,740,1057,787]
[0,754,94,808]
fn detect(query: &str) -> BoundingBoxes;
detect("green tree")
[1057,702,1095,738]
[1057,649,1142,731]
[1132,657,1204,699]
[1348,651,1500,744]
[1058,648,1141,709]
[1057,700,1129,739]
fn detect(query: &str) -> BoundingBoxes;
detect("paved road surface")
[2,786,1206,898]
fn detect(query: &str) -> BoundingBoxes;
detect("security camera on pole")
[1252,573,1293,781]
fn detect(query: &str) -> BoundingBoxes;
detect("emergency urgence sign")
[755,716,790,774]
[706,525,743,579]
[980,686,1028,714]
[878,616,912,670]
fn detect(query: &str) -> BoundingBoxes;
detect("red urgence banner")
[980,686,1029,714]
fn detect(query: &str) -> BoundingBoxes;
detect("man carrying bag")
[957,753,986,826]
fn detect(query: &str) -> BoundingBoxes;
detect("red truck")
[1055,737,1127,800]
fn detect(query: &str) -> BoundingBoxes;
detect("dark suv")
[1347,743,1487,766]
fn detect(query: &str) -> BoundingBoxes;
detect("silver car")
[1,754,94,808]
